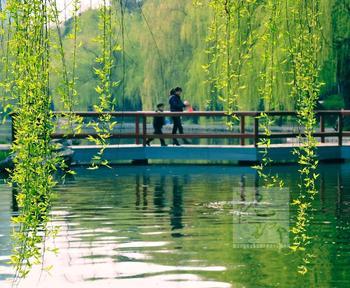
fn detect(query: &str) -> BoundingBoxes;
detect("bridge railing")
[10,110,350,147]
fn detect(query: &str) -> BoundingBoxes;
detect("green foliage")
[253,0,284,190]
[4,0,60,278]
[253,113,284,188]
[87,0,118,168]
[0,150,9,161]
[331,0,350,107]
[0,0,348,280]
[50,0,84,136]
[43,0,344,112]
[323,94,345,110]
[205,0,324,275]
[205,0,261,116]
[286,0,323,275]
[50,1,211,111]
[1,0,347,112]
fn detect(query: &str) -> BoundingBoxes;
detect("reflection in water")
[142,175,149,210]
[135,174,150,210]
[0,164,349,287]
[170,176,184,238]
[239,175,245,202]
[153,176,166,213]
[135,174,141,208]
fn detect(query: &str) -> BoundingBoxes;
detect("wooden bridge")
[4,110,350,164]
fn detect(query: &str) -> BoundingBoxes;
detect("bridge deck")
[2,143,350,164]
[71,144,350,164]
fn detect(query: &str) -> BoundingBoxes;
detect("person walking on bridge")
[169,87,190,146]
[146,103,167,147]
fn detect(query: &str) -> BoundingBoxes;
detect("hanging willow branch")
[205,0,324,275]
[6,0,60,278]
[288,0,323,275]
[50,0,83,137]
[0,1,13,118]
[205,0,259,127]
[87,0,118,168]
[253,0,284,188]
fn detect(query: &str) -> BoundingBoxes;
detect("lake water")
[0,164,349,287]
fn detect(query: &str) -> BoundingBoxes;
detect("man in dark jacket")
[169,87,190,146]
[146,103,167,146]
